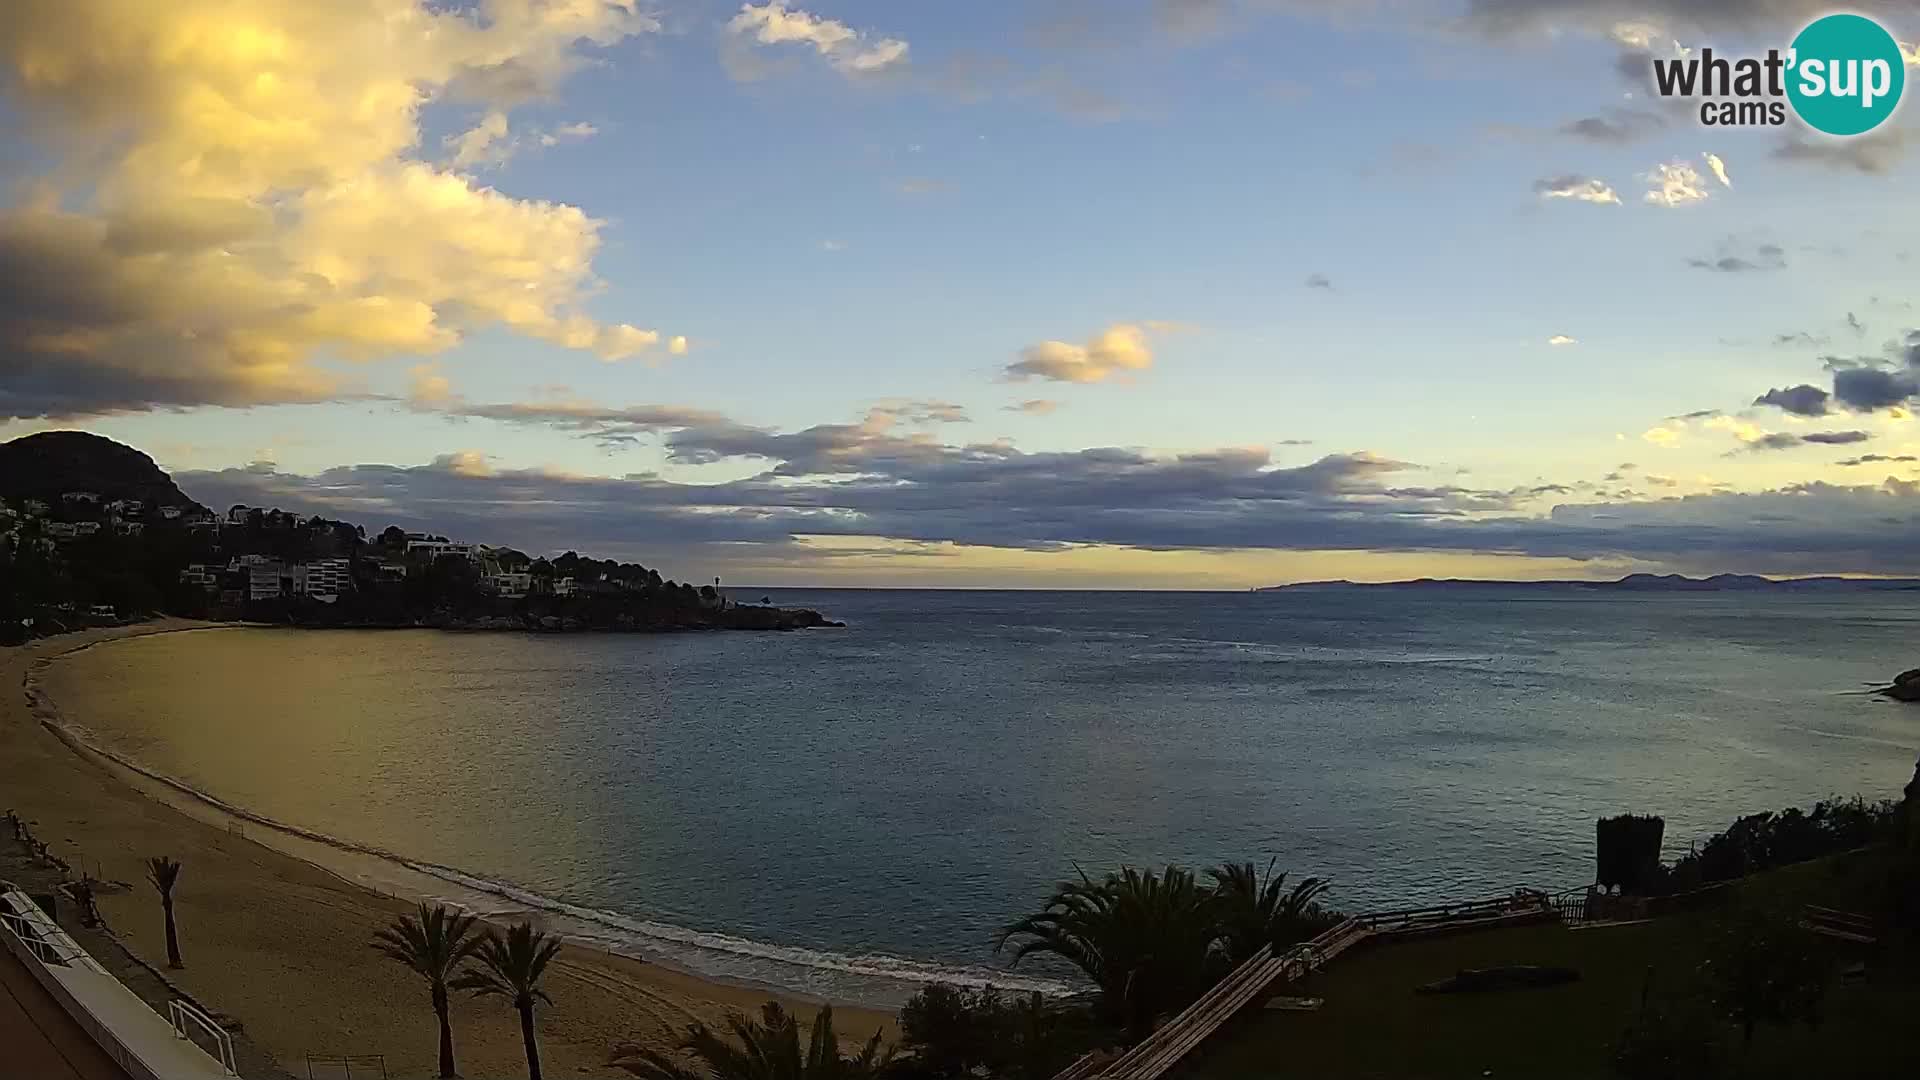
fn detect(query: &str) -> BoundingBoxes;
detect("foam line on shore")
[26,637,1072,1008]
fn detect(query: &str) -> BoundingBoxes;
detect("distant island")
[1256,573,1920,593]
[0,431,840,643]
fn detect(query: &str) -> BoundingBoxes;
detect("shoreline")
[2,622,894,1079]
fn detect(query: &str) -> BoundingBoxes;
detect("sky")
[3,0,1920,588]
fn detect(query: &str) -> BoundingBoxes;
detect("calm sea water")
[46,589,1920,1005]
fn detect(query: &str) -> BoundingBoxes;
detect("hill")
[1256,573,1920,593]
[0,431,206,512]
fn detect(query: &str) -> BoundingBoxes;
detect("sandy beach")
[1,621,893,1080]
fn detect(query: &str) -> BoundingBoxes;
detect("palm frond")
[145,856,181,897]
[455,921,562,1009]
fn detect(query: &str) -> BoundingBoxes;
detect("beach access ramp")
[2,885,238,1079]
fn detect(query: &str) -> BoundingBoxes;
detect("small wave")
[31,672,1069,1007]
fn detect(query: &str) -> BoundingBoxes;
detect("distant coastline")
[1255,573,1920,593]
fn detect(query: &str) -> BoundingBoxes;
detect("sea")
[39,588,1920,1007]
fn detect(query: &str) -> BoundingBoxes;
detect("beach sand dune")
[1,622,893,1080]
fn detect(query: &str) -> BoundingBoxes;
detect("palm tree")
[998,865,1224,1040]
[611,1001,889,1080]
[454,922,562,1080]
[145,856,183,968]
[371,904,484,1079]
[1208,859,1335,964]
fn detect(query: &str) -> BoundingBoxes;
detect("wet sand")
[1,621,893,1080]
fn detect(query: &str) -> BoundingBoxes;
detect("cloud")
[1730,429,1872,454]
[1559,108,1666,142]
[447,110,513,168]
[447,112,597,165]
[1533,174,1622,205]
[1773,129,1909,173]
[1005,399,1063,415]
[1005,323,1158,384]
[0,0,667,420]
[1686,240,1785,273]
[1838,453,1918,466]
[1833,366,1920,411]
[867,400,971,426]
[1754,384,1832,417]
[1548,335,1578,346]
[897,178,948,194]
[408,364,455,408]
[725,2,909,79]
[172,437,1920,577]
[1703,152,1732,187]
[1305,273,1335,290]
[1642,425,1682,447]
[1643,160,1710,207]
[1463,1,1881,36]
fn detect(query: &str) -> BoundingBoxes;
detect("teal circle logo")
[1786,14,1904,136]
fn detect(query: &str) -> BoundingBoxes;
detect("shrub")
[894,985,1087,1080]
[1657,798,1899,894]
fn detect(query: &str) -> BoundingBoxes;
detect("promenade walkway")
[0,945,132,1080]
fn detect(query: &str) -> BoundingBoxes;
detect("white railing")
[168,999,239,1075]
[2,886,236,1079]
[0,890,105,971]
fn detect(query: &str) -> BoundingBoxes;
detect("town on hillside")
[1,489,830,643]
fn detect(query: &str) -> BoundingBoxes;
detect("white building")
[552,576,576,597]
[158,506,184,520]
[23,498,49,517]
[296,558,353,602]
[227,555,287,600]
[62,491,100,505]
[487,571,532,598]
[179,564,224,592]
[44,522,78,539]
[405,539,476,560]
[227,505,253,525]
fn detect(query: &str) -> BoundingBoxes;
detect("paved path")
[0,946,130,1080]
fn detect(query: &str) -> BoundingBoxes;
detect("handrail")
[168,999,239,1075]
[0,892,107,971]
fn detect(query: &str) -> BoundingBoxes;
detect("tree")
[371,904,485,1079]
[145,856,184,967]
[895,985,1076,1080]
[998,865,1224,1039]
[612,1001,889,1080]
[1208,860,1335,964]
[455,922,562,1080]
[1703,905,1830,1052]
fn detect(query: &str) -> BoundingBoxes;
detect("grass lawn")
[1190,850,1919,1079]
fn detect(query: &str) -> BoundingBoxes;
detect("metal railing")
[0,889,106,971]
[305,1053,390,1079]
[168,999,240,1076]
